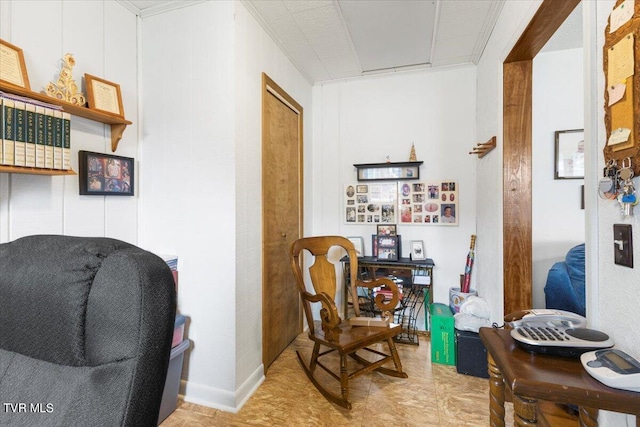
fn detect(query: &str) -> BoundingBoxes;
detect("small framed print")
[410,240,425,260]
[377,224,397,236]
[85,73,125,117]
[347,236,364,257]
[79,150,134,196]
[376,235,398,261]
[0,39,31,90]
[554,129,584,179]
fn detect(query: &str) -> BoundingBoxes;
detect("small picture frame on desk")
[410,240,425,260]
[347,236,364,257]
[377,224,397,236]
[376,235,398,261]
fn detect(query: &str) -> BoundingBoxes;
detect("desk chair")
[290,236,407,409]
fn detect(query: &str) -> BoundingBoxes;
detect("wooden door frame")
[503,0,580,315]
[261,73,304,369]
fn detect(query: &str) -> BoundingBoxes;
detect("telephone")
[505,309,614,358]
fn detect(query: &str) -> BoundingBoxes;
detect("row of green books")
[1,92,71,170]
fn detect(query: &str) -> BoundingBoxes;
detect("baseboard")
[180,364,264,413]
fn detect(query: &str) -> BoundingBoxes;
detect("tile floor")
[161,333,514,426]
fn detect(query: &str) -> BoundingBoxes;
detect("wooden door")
[502,0,580,315]
[262,73,303,371]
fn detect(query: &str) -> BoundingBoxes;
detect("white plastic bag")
[454,295,491,333]
[454,312,491,333]
[459,295,490,319]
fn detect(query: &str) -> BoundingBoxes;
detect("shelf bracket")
[470,136,496,158]
[111,123,127,152]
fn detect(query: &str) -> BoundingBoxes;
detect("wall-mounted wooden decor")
[469,136,496,158]
[603,0,640,177]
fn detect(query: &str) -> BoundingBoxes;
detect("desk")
[479,327,640,427]
[342,256,435,345]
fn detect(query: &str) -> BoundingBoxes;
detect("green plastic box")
[430,303,456,365]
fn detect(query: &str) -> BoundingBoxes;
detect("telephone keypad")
[517,326,568,341]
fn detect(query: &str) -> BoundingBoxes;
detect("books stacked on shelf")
[0,91,71,170]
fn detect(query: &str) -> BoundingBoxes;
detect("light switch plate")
[614,224,633,268]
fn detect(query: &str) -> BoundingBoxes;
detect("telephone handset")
[504,309,587,328]
[505,309,614,358]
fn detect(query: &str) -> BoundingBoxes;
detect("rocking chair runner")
[289,236,408,409]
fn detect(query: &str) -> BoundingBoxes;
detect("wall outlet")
[613,224,633,268]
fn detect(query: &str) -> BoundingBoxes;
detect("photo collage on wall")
[344,181,458,225]
[398,181,458,225]
[345,183,397,224]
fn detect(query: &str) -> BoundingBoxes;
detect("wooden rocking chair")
[289,236,408,409]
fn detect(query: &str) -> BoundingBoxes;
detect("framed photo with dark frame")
[78,150,134,196]
[377,224,397,236]
[554,129,584,179]
[376,235,398,261]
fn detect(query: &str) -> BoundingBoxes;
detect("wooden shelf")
[353,161,424,181]
[0,165,76,176]
[0,81,131,152]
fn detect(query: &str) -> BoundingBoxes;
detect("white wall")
[139,0,313,412]
[233,0,313,409]
[139,0,239,410]
[532,48,585,309]
[0,0,138,243]
[593,1,640,425]
[312,66,477,307]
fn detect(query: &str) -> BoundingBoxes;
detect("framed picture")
[78,150,134,196]
[84,74,125,117]
[347,236,364,257]
[0,39,31,90]
[555,129,584,179]
[377,224,397,236]
[376,235,398,261]
[354,161,422,181]
[410,240,425,260]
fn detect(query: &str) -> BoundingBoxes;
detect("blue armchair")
[544,243,585,316]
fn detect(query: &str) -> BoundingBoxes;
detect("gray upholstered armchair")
[0,235,176,427]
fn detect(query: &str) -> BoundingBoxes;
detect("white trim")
[181,364,265,413]
[583,0,599,329]
[266,85,301,115]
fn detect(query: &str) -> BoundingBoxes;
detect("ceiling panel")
[121,0,583,84]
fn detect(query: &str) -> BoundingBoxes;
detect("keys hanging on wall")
[617,157,637,217]
[599,159,620,200]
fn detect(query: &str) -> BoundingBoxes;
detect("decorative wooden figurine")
[409,143,417,161]
[45,54,86,106]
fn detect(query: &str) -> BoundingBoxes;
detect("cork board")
[603,0,640,175]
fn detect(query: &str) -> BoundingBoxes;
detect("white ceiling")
[119,0,583,84]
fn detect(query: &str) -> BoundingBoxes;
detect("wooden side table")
[479,327,640,426]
